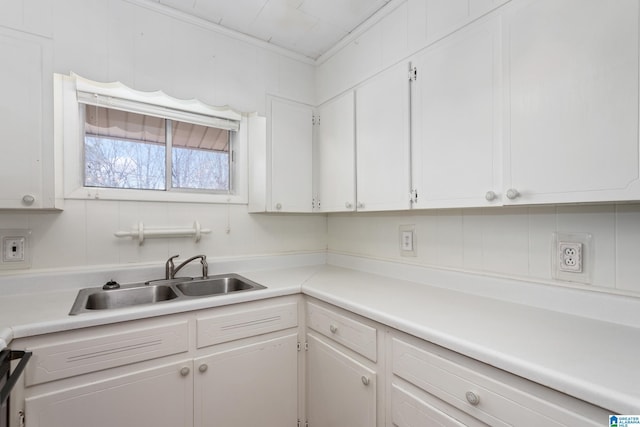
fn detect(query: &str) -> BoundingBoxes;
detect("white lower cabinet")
[193,333,299,427]
[12,296,614,427]
[391,333,611,427]
[24,360,194,427]
[14,297,301,427]
[306,332,377,427]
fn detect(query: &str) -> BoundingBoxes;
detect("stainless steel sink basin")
[69,274,266,315]
[176,275,265,297]
[85,285,179,310]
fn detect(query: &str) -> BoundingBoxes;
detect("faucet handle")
[165,254,180,280]
[200,255,208,278]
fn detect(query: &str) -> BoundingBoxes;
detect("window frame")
[56,73,249,204]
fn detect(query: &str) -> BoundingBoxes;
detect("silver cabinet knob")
[329,324,338,334]
[357,202,364,209]
[465,391,480,406]
[22,194,35,206]
[485,191,497,202]
[506,188,520,200]
[180,367,190,377]
[199,364,208,373]
[275,203,282,210]
[345,202,353,209]
[361,376,370,386]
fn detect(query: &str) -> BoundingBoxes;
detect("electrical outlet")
[0,229,31,269]
[3,237,25,262]
[399,225,416,257]
[552,232,592,284]
[558,242,582,272]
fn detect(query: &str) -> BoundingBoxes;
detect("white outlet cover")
[399,224,417,257]
[0,229,31,269]
[552,232,592,284]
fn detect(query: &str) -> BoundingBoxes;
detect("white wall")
[0,0,327,272]
[318,0,640,296]
[328,205,640,295]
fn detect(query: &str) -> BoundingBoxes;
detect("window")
[83,105,231,192]
[57,73,252,204]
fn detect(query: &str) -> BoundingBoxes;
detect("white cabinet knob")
[506,188,520,200]
[485,191,497,202]
[361,376,370,386]
[465,391,480,406]
[22,194,35,206]
[345,202,353,209]
[199,364,208,373]
[275,203,282,210]
[329,324,338,334]
[180,367,190,377]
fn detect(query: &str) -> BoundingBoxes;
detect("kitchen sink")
[84,285,179,310]
[69,274,266,315]
[176,275,263,296]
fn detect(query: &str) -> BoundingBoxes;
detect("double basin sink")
[69,274,266,315]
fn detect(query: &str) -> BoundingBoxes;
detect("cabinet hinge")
[18,410,25,427]
[297,342,308,351]
[312,115,320,125]
[298,420,309,427]
[312,197,320,210]
[410,189,418,204]
[409,65,417,81]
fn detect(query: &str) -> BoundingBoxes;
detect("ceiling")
[154,0,393,60]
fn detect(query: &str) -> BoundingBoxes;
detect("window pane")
[171,121,230,191]
[84,105,166,190]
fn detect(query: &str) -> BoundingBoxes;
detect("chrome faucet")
[165,254,208,279]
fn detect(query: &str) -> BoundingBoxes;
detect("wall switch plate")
[552,232,592,284]
[399,225,416,257]
[0,229,31,269]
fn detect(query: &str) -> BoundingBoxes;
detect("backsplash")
[0,200,327,271]
[327,204,640,296]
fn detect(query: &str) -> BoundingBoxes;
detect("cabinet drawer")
[26,320,189,386]
[197,300,298,348]
[306,301,377,362]
[391,381,481,427]
[392,337,607,427]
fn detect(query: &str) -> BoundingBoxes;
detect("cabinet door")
[503,0,640,204]
[269,97,313,212]
[316,91,356,212]
[306,333,376,427]
[0,28,56,209]
[24,360,193,427]
[411,13,502,208]
[356,62,411,212]
[194,333,298,427]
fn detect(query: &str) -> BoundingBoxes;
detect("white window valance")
[72,72,241,132]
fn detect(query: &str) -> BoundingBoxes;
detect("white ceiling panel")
[253,0,319,43]
[153,0,394,59]
[299,0,390,33]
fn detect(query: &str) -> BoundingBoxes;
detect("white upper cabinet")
[425,0,509,44]
[315,91,356,212]
[0,28,60,209]
[503,0,640,204]
[411,13,502,208]
[252,96,313,213]
[356,62,412,212]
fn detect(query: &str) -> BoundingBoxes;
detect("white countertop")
[0,260,638,415]
[302,265,640,415]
